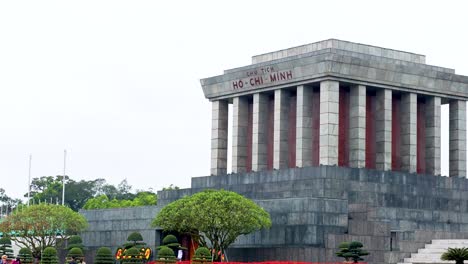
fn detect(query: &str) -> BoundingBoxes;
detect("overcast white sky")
[0,0,467,200]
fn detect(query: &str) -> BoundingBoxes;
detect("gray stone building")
[82,40,468,264]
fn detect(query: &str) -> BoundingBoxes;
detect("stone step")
[397,239,468,264]
[403,259,455,263]
[432,239,468,244]
[418,248,448,254]
[425,243,468,249]
[410,253,443,259]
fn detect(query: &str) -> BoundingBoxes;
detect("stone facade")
[82,166,468,264]
[81,40,468,264]
[203,39,468,176]
[349,85,366,168]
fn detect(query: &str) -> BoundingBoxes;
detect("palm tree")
[441,247,468,264]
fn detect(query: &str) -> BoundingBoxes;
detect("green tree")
[162,185,179,191]
[122,247,144,264]
[83,191,157,210]
[441,247,468,264]
[123,232,146,250]
[0,237,14,259]
[40,247,59,264]
[157,246,176,263]
[18,248,34,264]
[27,176,103,211]
[26,177,146,211]
[335,241,369,263]
[94,247,114,264]
[67,235,84,250]
[160,235,181,251]
[67,247,84,263]
[192,247,211,264]
[0,204,88,258]
[117,179,135,200]
[152,189,271,261]
[0,188,22,213]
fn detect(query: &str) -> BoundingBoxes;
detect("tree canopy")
[82,191,157,210]
[0,188,23,213]
[0,204,88,258]
[26,176,156,211]
[152,189,271,260]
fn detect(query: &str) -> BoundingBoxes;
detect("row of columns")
[211,81,466,177]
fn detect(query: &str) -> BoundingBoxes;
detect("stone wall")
[80,206,161,262]
[82,166,468,264]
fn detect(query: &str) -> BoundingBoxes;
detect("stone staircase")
[398,239,468,264]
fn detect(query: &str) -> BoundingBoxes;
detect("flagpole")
[27,154,32,206]
[62,150,67,206]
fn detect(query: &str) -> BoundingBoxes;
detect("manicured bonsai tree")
[67,247,84,263]
[157,246,176,264]
[18,248,34,264]
[161,235,180,249]
[192,247,211,264]
[40,247,59,264]
[94,247,114,264]
[0,237,15,259]
[335,241,369,263]
[441,247,468,264]
[122,247,144,264]
[67,235,85,250]
[158,234,185,256]
[116,232,152,263]
[124,232,146,249]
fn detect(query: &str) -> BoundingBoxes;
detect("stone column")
[425,96,441,175]
[349,85,366,168]
[252,93,269,171]
[449,100,466,177]
[296,85,312,167]
[401,93,417,173]
[211,100,228,175]
[375,89,392,171]
[232,97,249,173]
[319,80,339,165]
[273,89,290,169]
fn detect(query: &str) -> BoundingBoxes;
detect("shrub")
[159,235,183,251]
[0,237,15,259]
[122,247,144,264]
[157,246,176,264]
[67,235,84,250]
[193,247,211,264]
[18,248,34,264]
[94,247,114,264]
[162,235,178,246]
[335,241,369,263]
[67,247,84,263]
[124,232,146,249]
[127,232,144,243]
[441,247,468,264]
[40,247,58,264]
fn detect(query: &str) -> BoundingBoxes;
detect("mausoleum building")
[201,39,468,177]
[82,40,468,264]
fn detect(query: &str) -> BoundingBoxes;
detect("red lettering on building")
[232,80,244,89]
[269,73,277,82]
[233,70,293,90]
